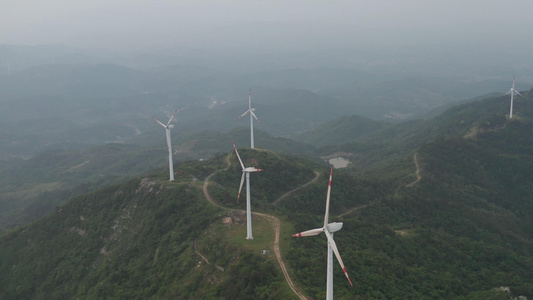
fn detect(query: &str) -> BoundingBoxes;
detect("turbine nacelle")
[327,222,343,233]
[243,167,263,173]
[291,222,343,238]
[506,89,522,96]
[233,142,263,172]
[153,109,178,129]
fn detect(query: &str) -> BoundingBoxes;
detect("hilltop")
[0,150,321,299]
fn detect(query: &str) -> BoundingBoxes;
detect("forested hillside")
[1,88,532,299]
[0,154,303,299]
[284,90,533,299]
[314,89,533,178]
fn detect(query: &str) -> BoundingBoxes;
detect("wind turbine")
[506,76,523,119]
[238,89,261,149]
[292,167,353,300]
[233,142,263,240]
[153,109,178,181]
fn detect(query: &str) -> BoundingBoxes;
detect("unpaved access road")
[202,154,308,300]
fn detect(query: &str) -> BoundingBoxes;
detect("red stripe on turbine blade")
[343,268,354,286]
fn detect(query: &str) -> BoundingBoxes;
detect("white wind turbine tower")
[233,142,263,240]
[292,166,353,300]
[506,76,523,119]
[238,89,261,149]
[153,109,178,181]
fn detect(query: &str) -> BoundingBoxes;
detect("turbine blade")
[250,111,261,124]
[237,172,245,202]
[323,166,334,228]
[166,109,178,126]
[249,89,252,110]
[239,110,250,119]
[516,91,523,97]
[325,231,353,287]
[233,142,245,170]
[153,117,166,128]
[291,227,323,237]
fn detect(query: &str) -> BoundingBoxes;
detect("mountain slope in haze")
[0,63,153,99]
[0,44,103,75]
[294,114,388,147]
[0,63,351,160]
[317,89,533,179]
[179,87,349,137]
[0,127,317,230]
[2,53,530,163]
[0,143,167,229]
[320,75,530,120]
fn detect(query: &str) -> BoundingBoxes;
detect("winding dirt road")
[338,204,368,218]
[273,171,320,205]
[194,239,209,264]
[406,152,421,187]
[202,154,308,300]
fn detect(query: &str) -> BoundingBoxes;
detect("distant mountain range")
[1,58,530,163]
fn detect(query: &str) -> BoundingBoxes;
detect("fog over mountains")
[1,41,532,160]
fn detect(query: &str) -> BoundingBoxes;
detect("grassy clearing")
[228,213,274,254]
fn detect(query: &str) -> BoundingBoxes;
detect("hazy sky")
[2,0,533,52]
